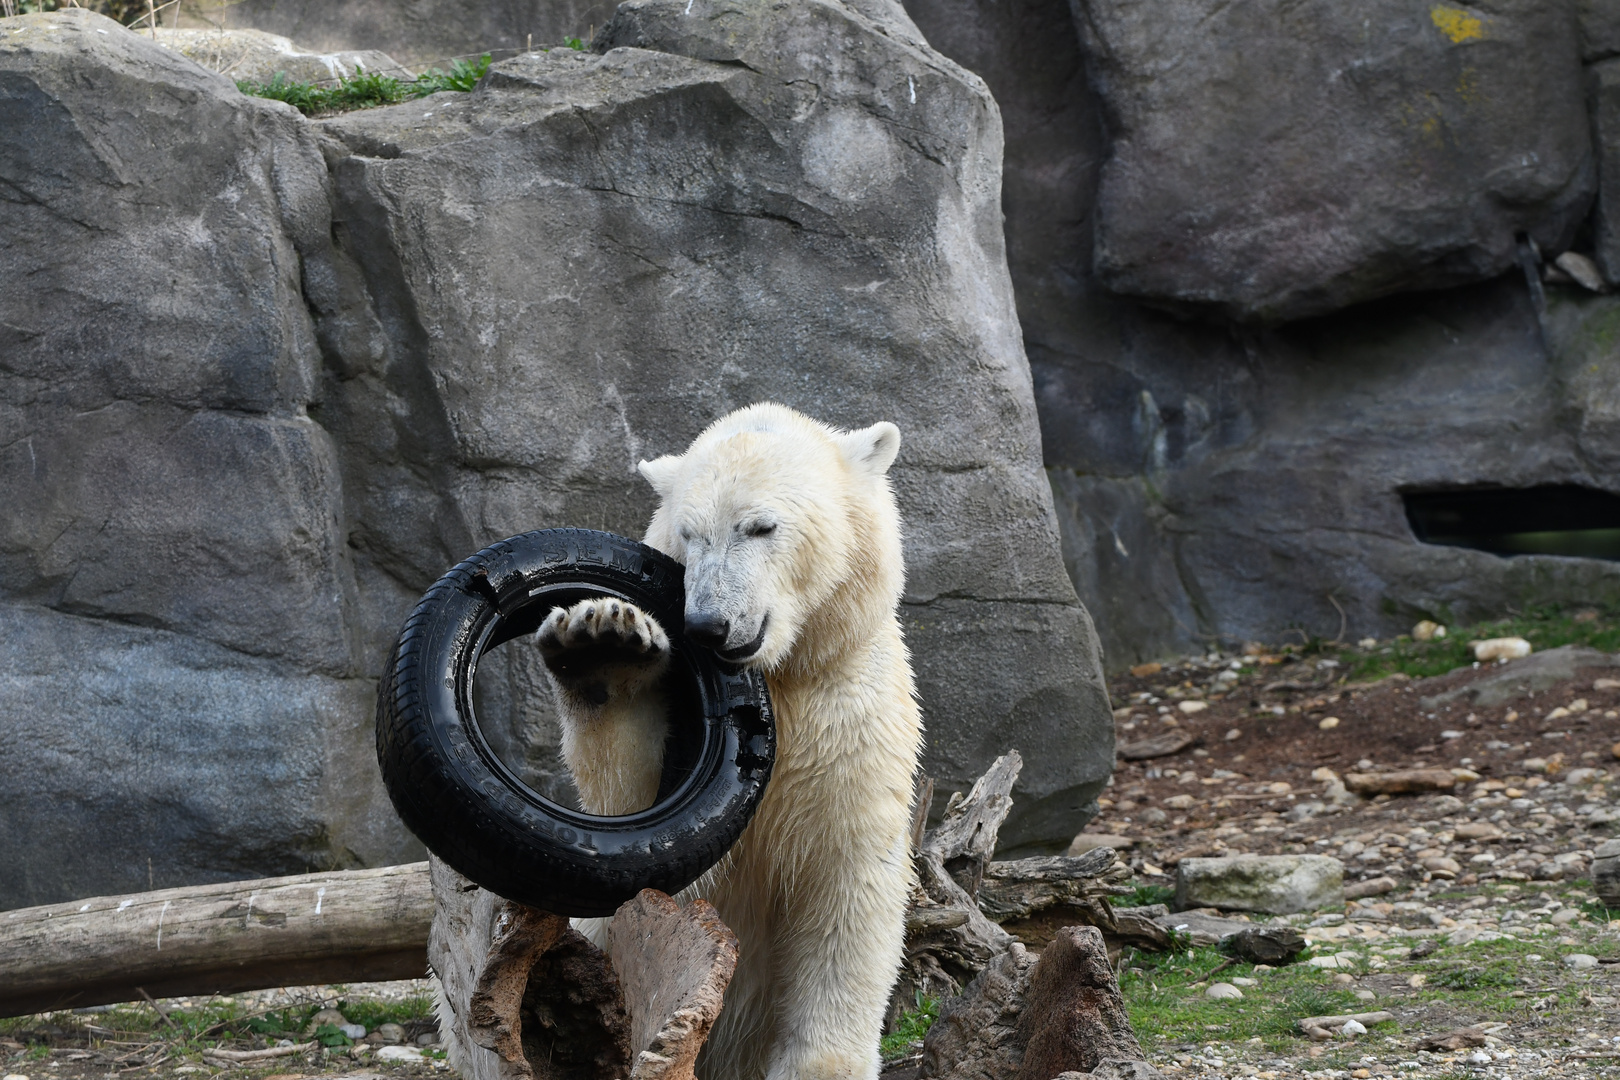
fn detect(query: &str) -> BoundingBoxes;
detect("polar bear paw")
[536,598,671,707]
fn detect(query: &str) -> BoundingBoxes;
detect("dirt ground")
[7,627,1620,1080]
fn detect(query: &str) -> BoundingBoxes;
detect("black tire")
[375,529,775,917]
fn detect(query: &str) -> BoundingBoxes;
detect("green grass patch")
[1333,604,1620,682]
[1120,946,1372,1054]
[239,54,492,116]
[1120,884,1176,908]
[880,994,939,1061]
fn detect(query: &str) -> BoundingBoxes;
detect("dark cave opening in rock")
[1403,485,1620,561]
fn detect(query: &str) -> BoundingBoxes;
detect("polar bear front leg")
[764,846,910,1080]
[535,598,671,815]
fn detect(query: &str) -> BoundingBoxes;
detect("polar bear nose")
[686,611,731,650]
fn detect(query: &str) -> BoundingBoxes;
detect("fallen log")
[0,863,431,1017]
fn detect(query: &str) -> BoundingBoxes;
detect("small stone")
[1421,856,1461,876]
[1067,834,1134,856]
[339,1024,366,1040]
[1163,793,1196,809]
[1358,638,1378,648]
[1473,637,1531,661]
[1230,977,1258,987]
[376,1023,406,1044]
[1564,953,1599,969]
[1453,822,1502,840]
[1227,926,1306,965]
[1595,677,1620,691]
[377,1046,425,1062]
[1130,662,1163,678]
[1412,621,1445,641]
[5,1074,31,1080]
[1332,973,1356,984]
[1555,250,1607,292]
[1340,1019,1367,1035]
[1551,908,1580,926]
[305,1008,350,1035]
[416,1033,439,1047]
[1343,876,1398,900]
[1318,716,1340,730]
[1354,989,1376,1001]
[1179,700,1209,714]
[1407,974,1426,988]
[1225,728,1243,741]
[1206,981,1243,999]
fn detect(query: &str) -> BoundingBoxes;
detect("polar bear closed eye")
[536,402,921,1080]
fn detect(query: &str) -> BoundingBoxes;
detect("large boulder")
[312,0,1110,855]
[0,0,1107,908]
[0,9,418,904]
[1071,0,1593,322]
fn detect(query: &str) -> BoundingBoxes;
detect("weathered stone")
[1344,770,1458,796]
[184,0,616,65]
[152,26,410,85]
[1593,838,1620,906]
[1343,877,1400,901]
[314,0,1111,856]
[1175,855,1344,915]
[1592,59,1620,285]
[0,9,416,909]
[1225,927,1305,966]
[1149,910,1254,948]
[1013,925,1143,1079]
[1071,0,1593,322]
[1,0,1111,908]
[1082,1064,1168,1080]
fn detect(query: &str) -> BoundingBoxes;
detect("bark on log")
[976,850,1130,924]
[0,863,432,1018]
[429,858,737,1080]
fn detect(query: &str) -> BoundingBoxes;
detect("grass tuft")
[879,994,939,1061]
[238,54,492,117]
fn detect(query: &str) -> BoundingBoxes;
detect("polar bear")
[535,402,923,1080]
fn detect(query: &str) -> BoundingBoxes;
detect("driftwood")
[901,753,1021,1000]
[0,863,432,1017]
[976,850,1130,924]
[429,857,737,1080]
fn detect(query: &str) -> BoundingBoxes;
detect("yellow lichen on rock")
[1431,6,1484,44]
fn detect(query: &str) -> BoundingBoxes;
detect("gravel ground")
[7,634,1620,1080]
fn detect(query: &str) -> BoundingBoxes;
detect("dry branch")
[0,863,431,1017]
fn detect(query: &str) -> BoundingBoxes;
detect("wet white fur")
[547,403,922,1080]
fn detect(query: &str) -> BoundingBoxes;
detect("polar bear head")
[637,403,904,671]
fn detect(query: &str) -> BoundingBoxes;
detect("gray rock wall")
[903,0,1620,667]
[0,2,1109,909]
[183,0,616,64]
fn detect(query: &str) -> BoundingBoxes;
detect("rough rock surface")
[902,0,1620,668]
[312,0,1111,856]
[1594,838,1620,906]
[151,27,410,84]
[0,0,1107,907]
[1175,856,1344,916]
[1071,0,1593,323]
[183,0,615,65]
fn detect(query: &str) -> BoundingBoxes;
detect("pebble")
[1206,981,1243,999]
[340,1023,367,1040]
[377,1022,407,1044]
[1550,907,1580,926]
[5,1074,30,1080]
[377,1045,425,1062]
[1180,700,1210,714]
[1340,1019,1367,1036]
[1354,989,1376,1001]
[1473,636,1531,661]
[1563,953,1599,969]
[1412,620,1445,641]
[1230,977,1258,986]
[1318,716,1340,730]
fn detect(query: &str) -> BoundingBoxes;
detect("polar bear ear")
[637,455,683,499]
[837,421,902,477]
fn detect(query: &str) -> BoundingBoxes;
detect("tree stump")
[429,857,737,1080]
